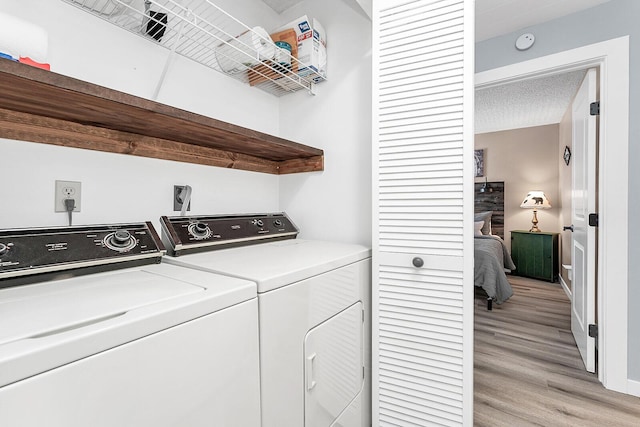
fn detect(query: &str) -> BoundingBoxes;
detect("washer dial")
[103,230,137,252]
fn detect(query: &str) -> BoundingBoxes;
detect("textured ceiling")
[475,70,587,134]
[476,0,613,41]
[474,1,608,133]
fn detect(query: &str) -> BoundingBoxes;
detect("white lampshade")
[520,191,551,209]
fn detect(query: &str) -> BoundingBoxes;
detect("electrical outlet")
[174,185,191,211]
[55,180,82,212]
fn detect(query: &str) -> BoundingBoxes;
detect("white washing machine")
[0,222,261,427]
[160,213,372,427]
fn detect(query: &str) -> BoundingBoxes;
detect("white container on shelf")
[215,26,276,74]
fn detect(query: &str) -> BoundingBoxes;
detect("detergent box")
[275,15,326,81]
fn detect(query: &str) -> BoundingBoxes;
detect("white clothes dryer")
[161,213,372,427]
[0,222,261,427]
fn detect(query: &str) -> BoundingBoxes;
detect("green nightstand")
[510,230,559,282]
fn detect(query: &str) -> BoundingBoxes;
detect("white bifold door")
[372,1,475,426]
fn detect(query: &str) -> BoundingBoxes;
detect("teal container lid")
[275,41,292,52]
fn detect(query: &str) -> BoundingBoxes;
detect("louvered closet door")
[372,1,474,426]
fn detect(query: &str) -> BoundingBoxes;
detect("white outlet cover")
[55,180,81,212]
[515,33,535,51]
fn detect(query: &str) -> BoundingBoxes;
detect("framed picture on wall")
[564,145,571,165]
[474,149,484,177]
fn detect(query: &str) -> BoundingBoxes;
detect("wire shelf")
[61,0,326,96]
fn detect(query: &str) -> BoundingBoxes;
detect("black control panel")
[0,222,165,288]
[160,213,299,256]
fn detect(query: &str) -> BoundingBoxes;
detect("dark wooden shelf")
[0,60,323,174]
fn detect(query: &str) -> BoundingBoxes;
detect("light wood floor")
[474,275,640,426]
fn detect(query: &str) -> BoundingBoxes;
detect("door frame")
[475,36,630,394]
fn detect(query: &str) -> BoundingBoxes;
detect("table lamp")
[520,191,551,232]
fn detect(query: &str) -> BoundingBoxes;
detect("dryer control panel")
[161,213,299,256]
[0,222,165,288]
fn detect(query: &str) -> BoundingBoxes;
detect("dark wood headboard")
[474,181,505,239]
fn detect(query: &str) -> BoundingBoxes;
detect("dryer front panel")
[304,302,364,427]
[258,259,369,427]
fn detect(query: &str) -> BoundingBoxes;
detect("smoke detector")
[515,33,535,51]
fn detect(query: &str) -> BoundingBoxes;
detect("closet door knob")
[563,225,574,232]
[412,257,424,268]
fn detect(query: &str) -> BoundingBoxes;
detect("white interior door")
[372,0,474,425]
[570,68,597,373]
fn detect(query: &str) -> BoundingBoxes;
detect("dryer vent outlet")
[174,185,191,212]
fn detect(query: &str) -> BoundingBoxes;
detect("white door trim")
[475,36,630,393]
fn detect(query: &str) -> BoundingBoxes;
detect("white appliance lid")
[164,239,371,293]
[0,263,256,387]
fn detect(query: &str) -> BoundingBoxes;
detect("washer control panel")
[0,222,165,285]
[161,213,299,256]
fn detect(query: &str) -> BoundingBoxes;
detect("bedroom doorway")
[474,37,630,394]
[475,67,599,373]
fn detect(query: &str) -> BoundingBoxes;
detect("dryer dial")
[188,222,212,240]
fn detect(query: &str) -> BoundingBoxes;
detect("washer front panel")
[0,299,261,427]
[0,222,164,285]
[0,263,256,388]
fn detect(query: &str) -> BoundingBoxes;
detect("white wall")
[558,107,573,287]
[278,0,372,246]
[0,0,283,231]
[1,138,279,232]
[0,1,373,246]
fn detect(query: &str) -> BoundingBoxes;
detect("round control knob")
[112,230,132,247]
[188,222,212,240]
[273,219,284,228]
[0,243,8,256]
[256,219,264,227]
[412,257,424,268]
[103,230,137,252]
[194,222,208,234]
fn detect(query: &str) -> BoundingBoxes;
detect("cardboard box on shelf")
[275,15,326,81]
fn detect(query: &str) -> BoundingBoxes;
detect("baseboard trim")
[628,379,640,397]
[559,276,572,299]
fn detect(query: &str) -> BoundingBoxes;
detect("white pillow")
[474,221,484,236]
[474,211,492,235]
